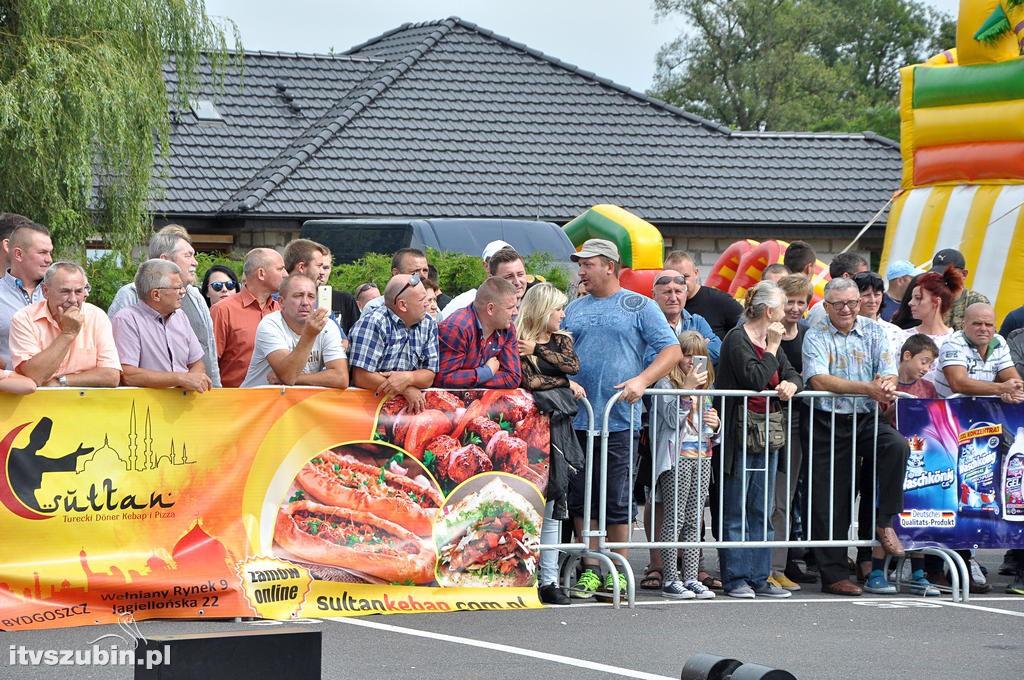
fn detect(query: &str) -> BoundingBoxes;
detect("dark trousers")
[809,409,909,586]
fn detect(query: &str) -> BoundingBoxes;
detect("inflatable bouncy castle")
[882,0,1024,320]
[706,238,830,306]
[563,205,665,297]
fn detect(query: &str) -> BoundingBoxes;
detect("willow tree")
[0,1,238,253]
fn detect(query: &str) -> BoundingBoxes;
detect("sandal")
[640,567,662,590]
[698,571,723,590]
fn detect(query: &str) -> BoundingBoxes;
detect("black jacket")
[715,325,803,475]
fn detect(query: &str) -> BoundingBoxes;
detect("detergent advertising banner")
[895,397,1024,549]
[0,388,549,630]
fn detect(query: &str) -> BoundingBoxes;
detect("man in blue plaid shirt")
[349,274,438,413]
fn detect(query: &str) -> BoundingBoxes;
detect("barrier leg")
[604,551,636,609]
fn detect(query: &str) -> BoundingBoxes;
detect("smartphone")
[317,285,332,311]
[692,355,709,373]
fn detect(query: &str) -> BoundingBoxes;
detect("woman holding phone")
[715,281,803,599]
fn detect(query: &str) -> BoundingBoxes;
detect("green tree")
[0,0,238,254]
[651,0,954,139]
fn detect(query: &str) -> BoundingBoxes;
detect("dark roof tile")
[157,18,900,227]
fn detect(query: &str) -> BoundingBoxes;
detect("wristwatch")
[57,375,67,387]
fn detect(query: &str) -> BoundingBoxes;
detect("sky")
[202,0,961,94]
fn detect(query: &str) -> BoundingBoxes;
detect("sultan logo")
[0,403,191,520]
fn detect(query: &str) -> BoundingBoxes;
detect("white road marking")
[929,600,1024,618]
[327,617,677,680]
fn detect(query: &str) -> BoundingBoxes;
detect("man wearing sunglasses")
[108,226,221,388]
[111,259,212,393]
[348,273,438,413]
[354,282,381,311]
[802,277,909,597]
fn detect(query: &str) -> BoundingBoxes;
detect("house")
[158,17,902,269]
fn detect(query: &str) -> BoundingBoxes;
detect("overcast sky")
[203,0,962,93]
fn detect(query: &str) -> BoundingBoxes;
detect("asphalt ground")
[1,549,1021,680]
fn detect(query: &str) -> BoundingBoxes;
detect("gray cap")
[571,238,620,263]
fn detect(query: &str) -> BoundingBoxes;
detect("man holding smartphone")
[241,275,348,388]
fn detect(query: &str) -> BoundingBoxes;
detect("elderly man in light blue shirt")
[801,277,910,597]
[108,226,220,387]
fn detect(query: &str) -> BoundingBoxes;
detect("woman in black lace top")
[515,283,585,605]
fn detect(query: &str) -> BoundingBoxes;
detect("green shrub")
[85,253,138,312]
[85,248,572,312]
[196,252,243,281]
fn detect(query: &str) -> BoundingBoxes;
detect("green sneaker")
[597,572,629,600]
[570,569,602,599]
[1006,576,1024,596]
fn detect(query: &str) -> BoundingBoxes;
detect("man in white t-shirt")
[241,274,348,388]
[935,303,1024,400]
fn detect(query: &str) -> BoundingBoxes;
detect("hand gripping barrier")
[585,388,969,607]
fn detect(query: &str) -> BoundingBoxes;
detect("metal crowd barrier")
[577,388,969,607]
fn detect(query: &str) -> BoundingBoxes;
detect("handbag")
[744,408,787,451]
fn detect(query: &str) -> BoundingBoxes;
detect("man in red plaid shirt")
[435,277,521,388]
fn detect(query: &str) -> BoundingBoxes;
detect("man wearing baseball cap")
[880,260,923,321]
[930,248,989,330]
[563,238,681,599]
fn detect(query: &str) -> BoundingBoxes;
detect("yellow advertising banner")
[0,387,549,630]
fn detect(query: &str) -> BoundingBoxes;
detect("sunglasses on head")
[355,282,379,295]
[391,273,421,305]
[655,275,688,287]
[210,280,237,292]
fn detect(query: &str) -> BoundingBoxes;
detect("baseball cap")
[571,238,620,263]
[482,240,513,261]
[885,260,924,280]
[930,248,966,272]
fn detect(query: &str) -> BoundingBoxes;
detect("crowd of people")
[0,211,1022,601]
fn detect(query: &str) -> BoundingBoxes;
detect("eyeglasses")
[355,282,379,296]
[390,273,421,305]
[210,280,237,292]
[825,299,860,310]
[55,285,91,297]
[852,272,884,290]
[655,275,689,286]
[157,285,187,295]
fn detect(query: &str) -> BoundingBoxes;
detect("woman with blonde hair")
[515,283,585,605]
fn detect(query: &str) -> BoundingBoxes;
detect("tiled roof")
[158,17,901,228]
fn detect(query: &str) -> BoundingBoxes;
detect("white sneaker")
[683,579,716,600]
[969,558,987,585]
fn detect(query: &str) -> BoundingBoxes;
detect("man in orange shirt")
[9,262,120,387]
[211,248,286,387]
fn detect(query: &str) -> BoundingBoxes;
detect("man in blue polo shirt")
[563,238,680,599]
[0,222,52,370]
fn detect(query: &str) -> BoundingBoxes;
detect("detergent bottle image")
[1004,427,1024,522]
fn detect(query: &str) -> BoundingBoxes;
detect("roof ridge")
[731,129,899,148]
[444,16,732,135]
[197,48,384,62]
[221,19,460,213]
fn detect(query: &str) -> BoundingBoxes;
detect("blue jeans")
[719,447,778,592]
